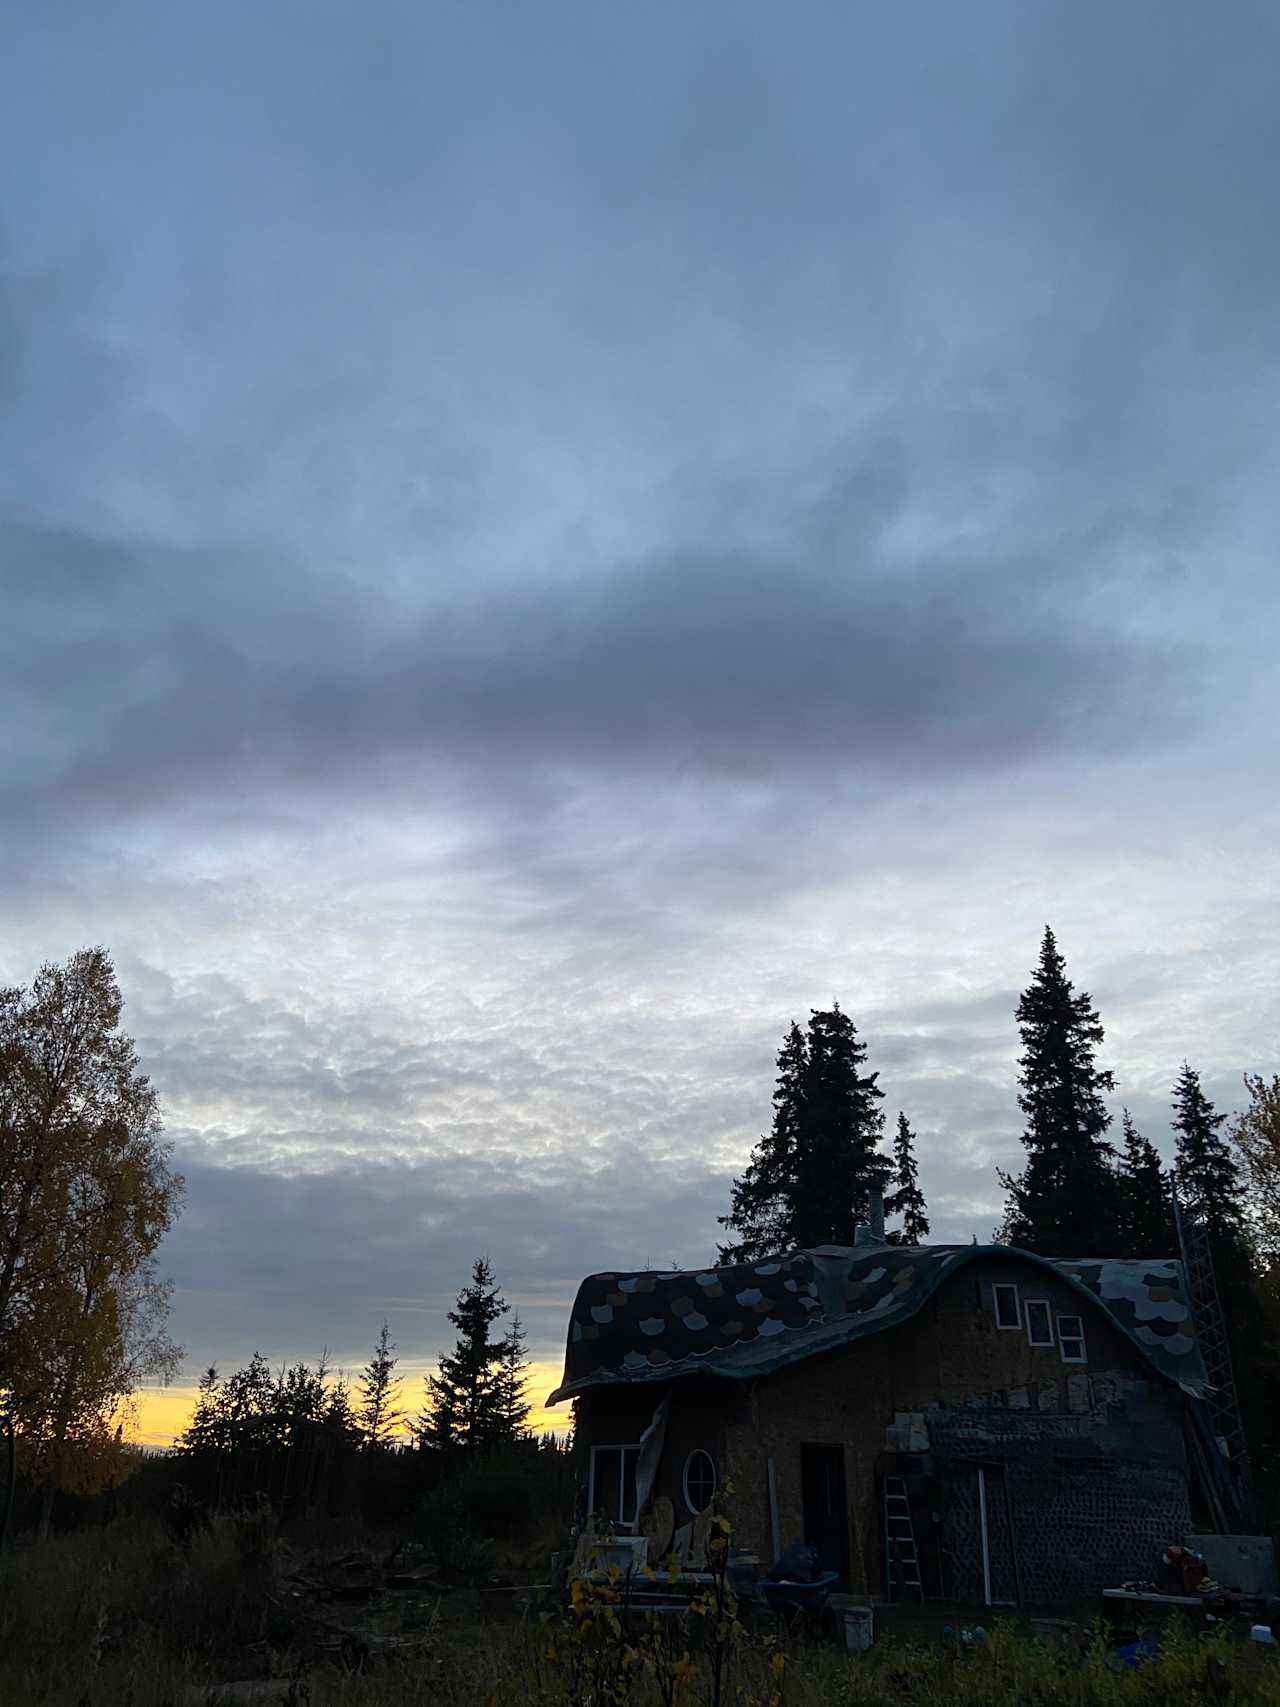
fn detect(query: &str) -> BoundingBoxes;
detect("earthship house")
[547,1204,1214,1606]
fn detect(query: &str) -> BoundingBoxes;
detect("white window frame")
[588,1443,641,1531]
[992,1282,1021,1330]
[682,1449,717,1515]
[1057,1314,1088,1364]
[1024,1298,1054,1347]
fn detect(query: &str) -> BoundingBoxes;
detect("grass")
[1,1517,1277,1706]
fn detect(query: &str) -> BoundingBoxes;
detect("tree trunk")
[36,1477,55,1543]
[0,1414,16,1552]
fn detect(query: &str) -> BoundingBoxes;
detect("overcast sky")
[4,2,1279,1429]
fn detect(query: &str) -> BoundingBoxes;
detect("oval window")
[683,1449,717,1515]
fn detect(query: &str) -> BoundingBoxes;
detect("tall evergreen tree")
[719,1005,887,1259]
[793,1005,889,1244]
[420,1258,508,1453]
[1172,1065,1249,1266]
[356,1322,403,1448]
[885,1112,930,1245]
[718,1022,807,1262]
[1000,927,1124,1256]
[1115,1110,1173,1255]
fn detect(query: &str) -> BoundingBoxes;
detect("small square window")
[1058,1315,1087,1363]
[1024,1299,1054,1347]
[589,1444,640,1529]
[992,1283,1021,1329]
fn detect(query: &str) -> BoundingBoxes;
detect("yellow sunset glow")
[130,1361,569,1450]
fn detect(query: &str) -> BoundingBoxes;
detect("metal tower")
[1171,1171,1252,1523]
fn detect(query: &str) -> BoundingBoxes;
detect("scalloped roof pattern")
[546,1243,1209,1404]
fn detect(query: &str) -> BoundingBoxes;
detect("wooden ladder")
[883,1476,924,1601]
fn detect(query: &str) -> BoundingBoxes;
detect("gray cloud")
[4,1,1279,1396]
[1,498,1202,836]
[163,1152,735,1374]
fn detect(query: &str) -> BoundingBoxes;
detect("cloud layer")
[4,1,1279,1401]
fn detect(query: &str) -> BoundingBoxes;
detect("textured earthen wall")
[573,1382,744,1532]
[930,1393,1190,1603]
[571,1256,1192,1603]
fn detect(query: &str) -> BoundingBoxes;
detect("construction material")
[843,1604,874,1651]
[766,1457,781,1563]
[1188,1533,1279,1597]
[882,1475,923,1602]
[640,1494,675,1563]
[1173,1173,1252,1521]
[761,1570,838,1613]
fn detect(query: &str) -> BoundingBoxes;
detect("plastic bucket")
[844,1605,874,1652]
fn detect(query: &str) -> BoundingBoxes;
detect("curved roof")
[547,1242,1208,1404]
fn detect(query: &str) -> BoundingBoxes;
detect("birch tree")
[0,949,182,1530]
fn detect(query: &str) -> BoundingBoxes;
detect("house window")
[992,1283,1021,1329]
[1024,1299,1054,1347]
[1058,1314,1087,1363]
[683,1449,717,1515]
[589,1445,641,1530]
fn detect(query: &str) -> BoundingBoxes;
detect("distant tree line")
[172,1256,538,1521]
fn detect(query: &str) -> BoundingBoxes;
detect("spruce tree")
[180,1366,226,1457]
[1172,1065,1249,1268]
[491,1313,532,1444]
[793,1005,889,1244]
[275,1360,330,1453]
[885,1112,930,1245]
[719,1005,887,1258]
[1116,1109,1172,1255]
[1000,927,1124,1256]
[356,1322,403,1449]
[1174,1065,1262,1317]
[718,1021,807,1262]
[323,1374,360,1446]
[420,1258,508,1453]
[221,1352,277,1455]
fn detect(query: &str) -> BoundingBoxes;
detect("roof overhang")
[546,1243,1208,1406]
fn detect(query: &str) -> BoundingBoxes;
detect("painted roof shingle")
[547,1243,1209,1403]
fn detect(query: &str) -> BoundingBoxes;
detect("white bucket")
[844,1605,874,1652]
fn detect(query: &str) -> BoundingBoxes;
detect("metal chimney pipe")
[854,1188,886,1248]
[867,1187,885,1243]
